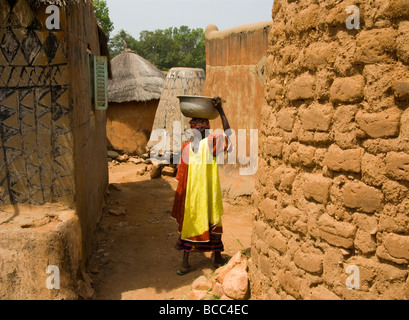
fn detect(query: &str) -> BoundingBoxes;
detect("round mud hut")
[107,48,166,155]
[147,67,206,157]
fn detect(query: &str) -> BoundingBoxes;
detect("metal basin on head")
[177,95,221,120]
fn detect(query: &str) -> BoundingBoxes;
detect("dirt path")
[87,162,255,300]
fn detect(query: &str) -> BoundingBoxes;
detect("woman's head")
[189,118,210,133]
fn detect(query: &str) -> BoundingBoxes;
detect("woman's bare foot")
[177,251,193,275]
[177,265,193,276]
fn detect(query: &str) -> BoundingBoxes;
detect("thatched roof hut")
[108,49,166,103]
[106,49,166,155]
[147,67,206,155]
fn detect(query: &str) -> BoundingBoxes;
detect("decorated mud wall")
[250,0,409,300]
[0,1,74,206]
[0,0,108,279]
[203,22,272,201]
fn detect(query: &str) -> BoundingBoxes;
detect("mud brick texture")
[250,0,409,300]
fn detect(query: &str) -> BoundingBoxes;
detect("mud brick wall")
[250,0,409,300]
[204,22,271,151]
[66,1,109,261]
[203,22,271,201]
[107,100,159,155]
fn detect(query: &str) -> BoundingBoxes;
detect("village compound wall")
[250,0,409,300]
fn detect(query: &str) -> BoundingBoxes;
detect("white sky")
[105,0,274,39]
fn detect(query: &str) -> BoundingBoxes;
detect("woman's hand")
[212,97,231,135]
[212,97,223,113]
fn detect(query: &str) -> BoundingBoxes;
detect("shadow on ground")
[86,176,243,300]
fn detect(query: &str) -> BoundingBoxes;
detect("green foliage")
[109,26,206,71]
[212,294,221,300]
[109,29,139,57]
[231,232,251,259]
[93,0,114,38]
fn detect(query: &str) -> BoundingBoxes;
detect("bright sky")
[106,0,274,39]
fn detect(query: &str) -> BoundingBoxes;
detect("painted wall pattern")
[147,67,206,154]
[0,0,74,206]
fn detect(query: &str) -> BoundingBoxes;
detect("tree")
[108,26,206,71]
[93,0,114,38]
[109,29,139,57]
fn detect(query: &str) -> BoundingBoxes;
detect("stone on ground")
[162,166,177,177]
[129,157,144,165]
[222,265,249,300]
[187,251,250,301]
[150,165,163,179]
[108,151,119,159]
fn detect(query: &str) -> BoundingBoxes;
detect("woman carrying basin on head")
[171,97,232,275]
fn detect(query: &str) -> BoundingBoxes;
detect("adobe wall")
[66,1,109,262]
[107,100,159,155]
[203,22,272,201]
[0,1,108,298]
[250,0,409,300]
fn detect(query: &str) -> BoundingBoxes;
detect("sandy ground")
[87,162,255,300]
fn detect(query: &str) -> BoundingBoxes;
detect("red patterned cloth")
[176,233,224,253]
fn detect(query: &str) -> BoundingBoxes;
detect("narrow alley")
[86,160,255,300]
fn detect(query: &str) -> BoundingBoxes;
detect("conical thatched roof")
[108,49,166,103]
